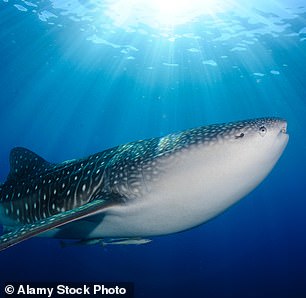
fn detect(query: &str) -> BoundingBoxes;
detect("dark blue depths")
[0,1,306,297]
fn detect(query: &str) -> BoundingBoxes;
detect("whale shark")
[0,117,289,251]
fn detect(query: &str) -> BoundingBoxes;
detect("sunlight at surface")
[106,0,234,30]
[6,0,306,85]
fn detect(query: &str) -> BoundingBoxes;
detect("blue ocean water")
[0,0,306,297]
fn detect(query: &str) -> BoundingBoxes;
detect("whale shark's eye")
[259,126,267,136]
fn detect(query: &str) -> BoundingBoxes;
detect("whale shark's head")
[216,117,289,171]
[195,117,289,189]
[222,116,288,148]
[151,117,289,193]
[165,117,289,170]
[184,117,289,209]
[142,117,289,233]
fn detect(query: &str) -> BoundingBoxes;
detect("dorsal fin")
[8,147,52,181]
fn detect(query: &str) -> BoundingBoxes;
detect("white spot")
[17,209,20,216]
[67,190,71,196]
[53,189,57,195]
[48,179,51,183]
[270,70,280,75]
[202,59,218,67]
[96,169,100,174]
[25,203,28,210]
[230,46,247,52]
[62,183,65,188]
[163,62,179,67]
[253,72,265,77]
[82,184,86,191]
[34,203,37,208]
[52,203,55,210]
[43,194,46,200]
[5,194,9,199]
[188,48,200,53]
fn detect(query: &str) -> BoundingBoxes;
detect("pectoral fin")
[0,199,109,251]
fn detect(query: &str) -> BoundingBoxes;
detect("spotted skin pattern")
[0,117,287,250]
[0,147,117,225]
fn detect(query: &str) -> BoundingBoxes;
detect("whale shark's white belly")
[81,140,286,239]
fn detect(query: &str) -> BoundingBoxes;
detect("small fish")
[60,238,151,248]
[101,238,152,246]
